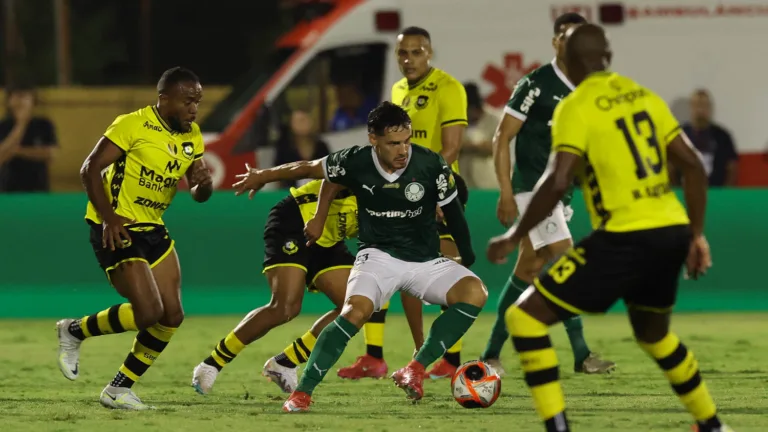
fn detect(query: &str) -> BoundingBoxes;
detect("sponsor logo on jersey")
[595,89,648,111]
[404,182,425,202]
[401,96,411,107]
[282,240,299,255]
[165,160,182,173]
[422,82,437,92]
[433,258,451,265]
[181,142,195,159]
[520,88,541,113]
[139,165,180,192]
[383,183,400,189]
[365,206,423,218]
[412,130,428,140]
[436,174,449,200]
[133,197,170,211]
[415,95,429,109]
[143,121,163,132]
[327,164,346,178]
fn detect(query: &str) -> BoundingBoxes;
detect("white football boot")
[56,319,82,380]
[262,357,298,393]
[192,362,219,395]
[99,385,154,410]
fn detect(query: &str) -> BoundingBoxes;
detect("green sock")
[415,303,482,367]
[481,275,528,360]
[564,316,590,365]
[296,316,359,395]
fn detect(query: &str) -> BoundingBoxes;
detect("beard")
[167,116,190,133]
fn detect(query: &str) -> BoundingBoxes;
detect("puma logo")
[553,95,563,101]
[362,184,375,195]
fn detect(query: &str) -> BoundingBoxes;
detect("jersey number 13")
[615,110,664,180]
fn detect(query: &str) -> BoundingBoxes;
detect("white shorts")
[515,191,573,251]
[345,248,479,311]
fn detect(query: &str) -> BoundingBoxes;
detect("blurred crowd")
[0,84,738,193]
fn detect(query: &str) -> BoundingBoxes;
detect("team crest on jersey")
[404,182,425,202]
[415,95,429,109]
[167,142,178,155]
[282,240,299,255]
[401,96,411,108]
[181,142,195,159]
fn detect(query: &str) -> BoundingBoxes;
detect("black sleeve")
[441,197,476,268]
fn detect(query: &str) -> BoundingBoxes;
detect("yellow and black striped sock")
[68,303,137,340]
[275,331,317,368]
[364,301,389,359]
[202,331,246,371]
[506,305,570,432]
[440,305,463,366]
[638,332,721,429]
[110,323,177,388]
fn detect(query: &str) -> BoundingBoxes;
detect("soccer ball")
[451,360,501,408]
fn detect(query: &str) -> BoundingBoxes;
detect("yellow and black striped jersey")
[85,106,204,228]
[289,180,359,247]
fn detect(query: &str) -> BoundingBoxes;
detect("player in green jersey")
[485,12,615,375]
[233,101,488,412]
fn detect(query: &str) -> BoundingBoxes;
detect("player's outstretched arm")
[233,158,326,199]
[492,114,524,226]
[186,159,213,203]
[440,198,476,268]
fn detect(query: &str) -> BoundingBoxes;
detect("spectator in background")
[0,84,58,192]
[330,81,377,131]
[674,89,738,187]
[274,109,330,189]
[458,82,500,189]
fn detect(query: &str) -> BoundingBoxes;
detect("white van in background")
[200,0,768,189]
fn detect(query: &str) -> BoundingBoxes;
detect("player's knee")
[446,276,487,308]
[269,300,302,324]
[340,295,374,328]
[161,307,184,328]
[133,301,164,330]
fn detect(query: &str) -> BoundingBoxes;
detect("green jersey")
[322,145,458,262]
[505,60,575,204]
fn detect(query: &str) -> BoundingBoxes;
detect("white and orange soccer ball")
[451,360,502,408]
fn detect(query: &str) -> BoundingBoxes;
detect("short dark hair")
[400,26,431,42]
[157,67,199,94]
[367,101,411,136]
[553,13,587,35]
[463,82,482,109]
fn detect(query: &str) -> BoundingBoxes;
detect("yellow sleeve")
[103,114,136,152]
[438,80,468,127]
[652,96,683,146]
[193,127,205,161]
[551,97,588,156]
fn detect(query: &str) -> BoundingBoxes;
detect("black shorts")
[263,196,355,290]
[534,224,691,315]
[438,171,469,240]
[88,222,174,276]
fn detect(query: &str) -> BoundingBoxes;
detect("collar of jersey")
[151,105,179,135]
[371,145,412,183]
[550,58,575,91]
[408,67,436,90]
